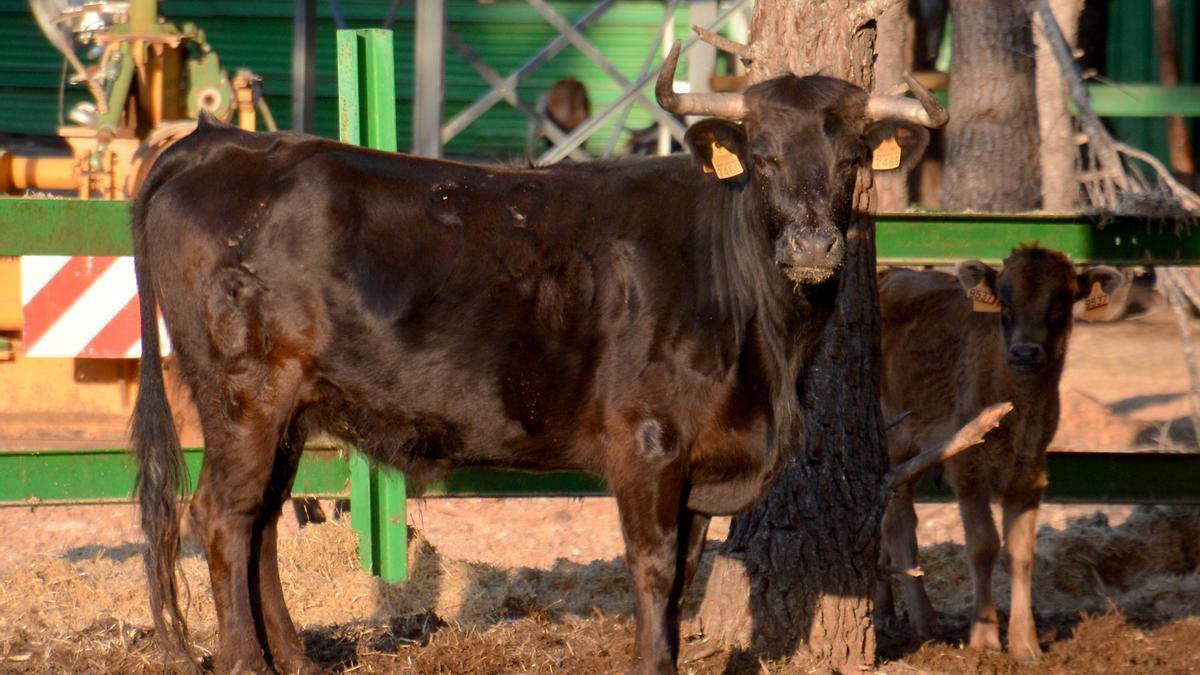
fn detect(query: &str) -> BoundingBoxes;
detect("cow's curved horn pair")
[865,73,949,128]
[656,41,947,129]
[656,42,746,120]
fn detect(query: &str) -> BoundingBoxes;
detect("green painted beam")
[876,213,1200,266]
[1,203,1197,269]
[2,450,1198,506]
[913,451,1200,505]
[415,468,608,497]
[0,447,349,506]
[0,199,131,256]
[1088,84,1200,118]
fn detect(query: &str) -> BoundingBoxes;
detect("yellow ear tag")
[871,137,902,170]
[710,142,744,179]
[966,280,1000,313]
[1081,281,1110,321]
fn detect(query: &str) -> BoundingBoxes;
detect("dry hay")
[2,506,1198,672]
[894,505,1200,632]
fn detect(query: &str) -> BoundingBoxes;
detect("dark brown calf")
[875,246,1123,658]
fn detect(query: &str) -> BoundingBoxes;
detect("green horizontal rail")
[912,451,1200,505]
[0,447,349,506]
[876,212,1200,266]
[1,199,1198,266]
[1088,84,1200,118]
[0,199,132,256]
[2,449,1198,506]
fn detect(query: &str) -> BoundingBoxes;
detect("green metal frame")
[2,27,1199,587]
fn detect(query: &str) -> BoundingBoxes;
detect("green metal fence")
[3,26,1200,584]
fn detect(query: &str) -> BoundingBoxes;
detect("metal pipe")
[128,0,158,34]
[292,0,316,133]
[414,0,447,158]
[0,153,79,193]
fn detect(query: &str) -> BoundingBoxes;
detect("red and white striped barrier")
[20,256,170,359]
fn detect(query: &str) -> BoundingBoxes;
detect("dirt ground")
[1,298,1198,672]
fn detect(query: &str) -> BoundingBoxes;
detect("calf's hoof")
[967,620,1001,653]
[1007,636,1042,661]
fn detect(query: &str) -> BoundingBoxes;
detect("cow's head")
[656,42,946,284]
[956,246,1125,373]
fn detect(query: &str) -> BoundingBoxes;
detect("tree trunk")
[943,0,1041,211]
[874,1,912,211]
[1154,0,1196,183]
[1034,0,1083,212]
[696,1,892,668]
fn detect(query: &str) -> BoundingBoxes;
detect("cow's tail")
[130,163,191,660]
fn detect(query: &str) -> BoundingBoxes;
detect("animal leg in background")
[878,480,936,640]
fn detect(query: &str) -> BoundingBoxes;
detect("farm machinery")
[0,0,272,446]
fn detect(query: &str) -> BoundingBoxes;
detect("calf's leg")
[879,482,935,641]
[1002,487,1044,660]
[957,487,1001,652]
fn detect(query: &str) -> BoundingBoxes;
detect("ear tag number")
[710,142,744,179]
[967,280,1000,313]
[1082,281,1110,321]
[871,137,902,170]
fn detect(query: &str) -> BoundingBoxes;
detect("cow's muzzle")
[776,229,844,284]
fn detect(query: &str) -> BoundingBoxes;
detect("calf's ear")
[1076,265,1125,301]
[955,259,998,296]
[684,119,748,179]
[864,120,930,174]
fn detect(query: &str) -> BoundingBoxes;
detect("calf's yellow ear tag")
[966,280,1000,313]
[871,137,902,170]
[1081,281,1110,321]
[710,142,744,179]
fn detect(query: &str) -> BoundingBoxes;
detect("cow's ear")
[684,119,748,179]
[1076,265,1125,302]
[863,119,929,173]
[956,259,998,297]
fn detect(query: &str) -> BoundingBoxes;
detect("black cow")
[131,43,944,674]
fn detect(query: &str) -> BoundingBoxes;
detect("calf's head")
[656,42,946,284]
[956,246,1125,373]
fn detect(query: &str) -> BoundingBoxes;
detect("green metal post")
[336,28,407,583]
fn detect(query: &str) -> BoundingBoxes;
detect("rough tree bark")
[874,1,912,211]
[943,0,1041,211]
[696,0,893,669]
[1034,0,1083,212]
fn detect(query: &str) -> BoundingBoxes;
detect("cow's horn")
[656,41,746,120]
[865,72,948,128]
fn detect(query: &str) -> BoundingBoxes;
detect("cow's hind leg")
[187,362,305,674]
[252,416,322,673]
[958,487,1001,652]
[1002,486,1044,660]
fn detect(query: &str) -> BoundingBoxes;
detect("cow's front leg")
[1002,485,1044,660]
[611,419,688,675]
